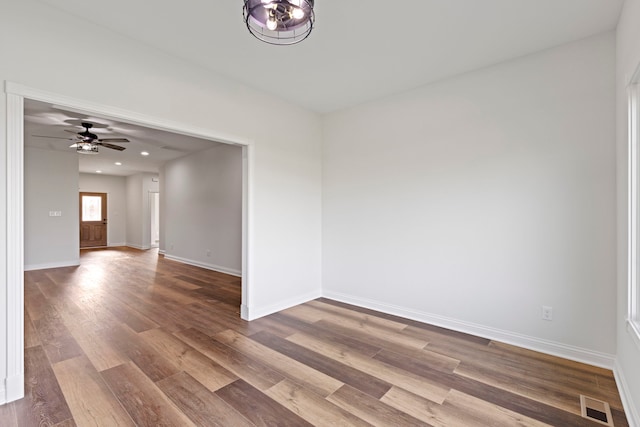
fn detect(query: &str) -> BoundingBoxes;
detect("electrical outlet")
[542,306,553,321]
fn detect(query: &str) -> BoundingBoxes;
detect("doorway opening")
[79,192,107,248]
[150,191,159,248]
[4,82,253,404]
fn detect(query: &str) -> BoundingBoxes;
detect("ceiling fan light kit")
[243,0,314,45]
[76,143,99,155]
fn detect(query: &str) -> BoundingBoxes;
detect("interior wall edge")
[4,89,24,404]
[614,358,640,427]
[322,290,617,370]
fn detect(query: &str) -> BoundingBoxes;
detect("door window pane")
[82,196,102,221]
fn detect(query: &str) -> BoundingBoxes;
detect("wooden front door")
[79,192,107,247]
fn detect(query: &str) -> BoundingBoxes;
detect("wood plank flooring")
[1,247,629,426]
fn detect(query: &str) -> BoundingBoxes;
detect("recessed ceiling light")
[96,170,102,174]
[141,151,150,156]
[114,162,122,166]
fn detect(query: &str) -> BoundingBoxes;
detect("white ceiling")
[36,0,624,113]
[25,1,625,175]
[24,100,222,176]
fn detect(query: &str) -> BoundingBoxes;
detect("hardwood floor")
[1,247,629,426]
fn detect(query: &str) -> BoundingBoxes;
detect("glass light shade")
[243,0,314,45]
[77,143,99,155]
[292,7,304,19]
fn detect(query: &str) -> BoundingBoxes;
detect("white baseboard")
[241,303,250,321]
[24,260,80,271]
[3,373,24,404]
[164,254,242,277]
[158,249,166,255]
[322,290,616,369]
[108,242,126,247]
[614,359,640,427]
[126,243,151,250]
[244,289,322,321]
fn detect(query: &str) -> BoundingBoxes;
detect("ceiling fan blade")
[98,142,126,151]
[69,143,79,148]
[32,135,75,140]
[64,129,79,134]
[97,138,129,143]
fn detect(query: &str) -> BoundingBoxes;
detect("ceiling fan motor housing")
[80,122,98,141]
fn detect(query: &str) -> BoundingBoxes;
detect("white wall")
[141,174,159,249]
[79,173,127,246]
[125,174,143,248]
[24,147,79,270]
[0,4,322,402]
[159,165,166,254]
[150,192,159,248]
[164,143,242,276]
[322,33,617,364]
[616,0,640,424]
[125,173,159,249]
[0,0,323,403]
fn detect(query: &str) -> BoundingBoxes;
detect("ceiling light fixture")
[76,142,98,155]
[96,170,102,174]
[243,0,314,45]
[115,162,122,166]
[141,151,150,156]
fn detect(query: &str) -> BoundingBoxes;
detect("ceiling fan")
[33,122,130,153]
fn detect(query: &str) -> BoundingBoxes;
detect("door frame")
[149,191,160,248]
[4,81,254,404]
[79,192,108,248]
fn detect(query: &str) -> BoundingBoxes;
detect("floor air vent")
[580,395,614,426]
